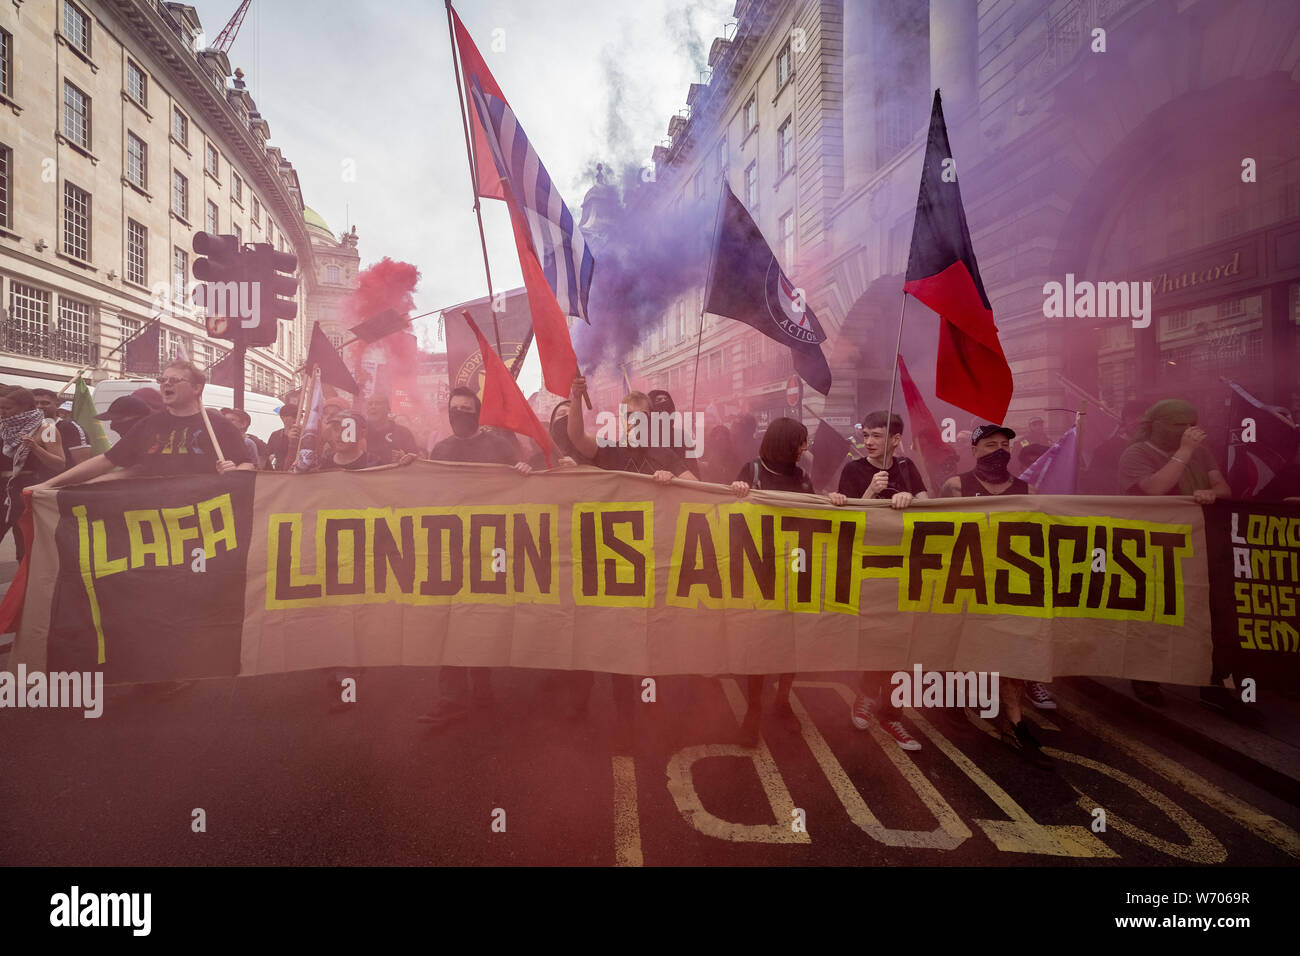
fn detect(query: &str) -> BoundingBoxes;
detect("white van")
[92,378,286,443]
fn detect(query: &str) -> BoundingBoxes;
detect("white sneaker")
[1026,682,1057,710]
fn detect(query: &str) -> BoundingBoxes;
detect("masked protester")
[940,424,1051,767]
[1,388,66,560]
[1117,400,1235,714]
[420,387,532,731]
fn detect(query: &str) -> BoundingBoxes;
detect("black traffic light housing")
[243,243,299,347]
[192,231,241,283]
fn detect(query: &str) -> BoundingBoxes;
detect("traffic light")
[243,243,299,347]
[192,233,244,340]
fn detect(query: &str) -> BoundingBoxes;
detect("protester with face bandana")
[941,424,1051,767]
[1117,400,1236,713]
[420,386,531,730]
[1,387,66,560]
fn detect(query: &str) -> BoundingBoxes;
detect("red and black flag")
[1225,380,1299,498]
[306,321,359,393]
[904,90,1013,424]
[704,182,832,394]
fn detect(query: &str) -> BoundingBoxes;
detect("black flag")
[306,322,359,393]
[703,183,832,395]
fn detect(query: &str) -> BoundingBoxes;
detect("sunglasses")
[157,376,194,387]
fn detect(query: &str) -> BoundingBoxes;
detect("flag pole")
[290,366,320,469]
[694,181,729,412]
[445,0,504,358]
[1074,399,1086,491]
[882,292,908,470]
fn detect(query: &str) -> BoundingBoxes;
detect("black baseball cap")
[220,407,252,428]
[95,396,151,421]
[971,424,1016,445]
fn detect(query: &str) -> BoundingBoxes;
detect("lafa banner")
[1203,500,1300,689]
[15,462,1286,688]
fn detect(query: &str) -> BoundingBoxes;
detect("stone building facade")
[0,0,314,399]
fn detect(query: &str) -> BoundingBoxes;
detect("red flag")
[0,495,35,636]
[897,353,959,493]
[904,90,1013,424]
[462,310,552,466]
[450,5,507,201]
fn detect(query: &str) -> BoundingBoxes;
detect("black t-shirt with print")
[319,448,384,471]
[593,444,683,476]
[105,411,250,476]
[372,419,419,464]
[838,456,927,499]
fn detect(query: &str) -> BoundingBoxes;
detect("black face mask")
[449,409,479,438]
[551,416,574,456]
[974,448,1012,482]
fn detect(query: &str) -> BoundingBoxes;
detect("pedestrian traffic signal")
[244,243,299,347]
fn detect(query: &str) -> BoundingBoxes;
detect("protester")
[837,411,928,751]
[528,400,579,469]
[31,387,91,465]
[265,403,300,472]
[730,416,849,745]
[1117,400,1236,713]
[699,425,735,485]
[1081,400,1146,494]
[647,389,700,478]
[1017,442,1049,473]
[30,361,252,490]
[220,407,264,468]
[367,394,419,463]
[941,424,1051,766]
[95,395,152,445]
[1021,416,1052,450]
[131,386,164,413]
[419,387,532,730]
[1,387,66,560]
[567,378,693,481]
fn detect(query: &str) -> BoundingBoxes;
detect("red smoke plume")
[342,258,429,433]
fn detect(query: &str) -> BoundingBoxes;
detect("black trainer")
[1001,718,1054,770]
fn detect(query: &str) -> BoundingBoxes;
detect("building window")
[0,143,10,229]
[172,106,188,148]
[172,169,188,219]
[267,219,275,245]
[233,222,242,245]
[779,210,795,267]
[126,219,147,286]
[173,247,188,305]
[743,95,757,134]
[58,297,91,357]
[6,282,52,356]
[327,265,341,283]
[206,199,218,234]
[693,170,703,201]
[251,195,261,225]
[63,181,90,261]
[64,1,91,57]
[205,142,219,177]
[676,300,686,341]
[232,172,243,204]
[160,327,187,365]
[716,137,727,176]
[63,81,90,150]
[120,315,141,346]
[777,116,793,177]
[126,132,147,189]
[1217,298,1244,319]
[126,59,147,107]
[0,28,12,100]
[876,100,913,165]
[744,162,757,207]
[776,43,791,89]
[201,341,228,369]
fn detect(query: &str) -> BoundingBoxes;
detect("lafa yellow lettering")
[124,509,168,568]
[196,493,238,557]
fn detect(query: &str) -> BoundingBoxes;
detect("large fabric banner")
[14,462,1290,688]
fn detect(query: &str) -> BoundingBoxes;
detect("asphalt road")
[1,665,1296,867]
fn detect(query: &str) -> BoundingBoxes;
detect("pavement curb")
[1069,676,1300,807]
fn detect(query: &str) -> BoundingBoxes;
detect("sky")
[189,0,736,393]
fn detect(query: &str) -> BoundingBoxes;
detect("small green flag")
[72,377,111,455]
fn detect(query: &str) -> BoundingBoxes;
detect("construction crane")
[213,0,253,53]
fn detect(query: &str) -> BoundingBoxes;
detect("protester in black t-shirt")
[941,424,1036,498]
[266,403,300,472]
[566,378,693,481]
[32,388,91,466]
[31,361,252,490]
[647,389,701,479]
[729,417,849,746]
[838,411,928,507]
[367,394,419,464]
[418,387,531,731]
[316,410,407,471]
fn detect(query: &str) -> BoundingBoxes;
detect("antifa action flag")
[1225,380,1300,498]
[810,416,853,491]
[1019,424,1079,494]
[904,90,1013,424]
[72,377,110,456]
[462,311,552,466]
[703,182,832,394]
[208,350,237,389]
[306,322,359,393]
[897,353,958,492]
[123,318,160,375]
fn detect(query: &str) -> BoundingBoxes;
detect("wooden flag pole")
[196,404,225,472]
[445,0,503,358]
[289,367,321,470]
[882,292,909,471]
